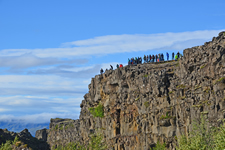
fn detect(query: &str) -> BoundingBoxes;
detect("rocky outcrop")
[0,128,50,150]
[36,32,225,150]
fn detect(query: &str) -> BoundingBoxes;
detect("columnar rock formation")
[36,32,225,150]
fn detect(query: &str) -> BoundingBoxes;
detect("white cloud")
[0,108,10,112]
[0,113,79,124]
[0,30,224,58]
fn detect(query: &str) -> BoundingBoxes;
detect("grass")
[59,124,64,130]
[54,124,58,130]
[194,85,202,90]
[144,101,150,107]
[143,74,149,78]
[168,91,173,94]
[176,84,185,89]
[160,112,172,120]
[135,97,140,101]
[200,64,207,69]
[89,103,104,118]
[65,123,74,130]
[214,77,225,85]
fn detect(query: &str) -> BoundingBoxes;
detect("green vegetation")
[89,103,104,118]
[176,115,225,150]
[135,97,140,101]
[143,74,149,78]
[194,85,202,90]
[55,124,58,130]
[176,84,185,89]
[150,141,166,150]
[168,91,173,94]
[53,132,107,150]
[59,124,64,130]
[144,101,150,107]
[152,115,225,150]
[65,123,74,130]
[0,136,31,150]
[203,87,210,93]
[200,64,207,69]
[214,77,225,85]
[160,112,172,120]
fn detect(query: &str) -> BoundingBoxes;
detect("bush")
[150,141,166,150]
[177,115,225,150]
[89,103,104,118]
[53,132,107,150]
[0,136,19,150]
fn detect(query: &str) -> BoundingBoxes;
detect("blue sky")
[0,0,225,124]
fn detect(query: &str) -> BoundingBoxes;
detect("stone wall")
[36,32,225,150]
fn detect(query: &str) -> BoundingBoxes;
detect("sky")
[0,0,225,125]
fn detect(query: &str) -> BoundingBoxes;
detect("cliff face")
[0,128,49,150]
[36,32,225,150]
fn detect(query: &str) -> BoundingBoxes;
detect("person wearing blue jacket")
[166,52,169,61]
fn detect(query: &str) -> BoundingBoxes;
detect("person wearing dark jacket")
[177,52,180,58]
[100,68,104,75]
[161,53,164,61]
[152,55,155,62]
[172,52,175,60]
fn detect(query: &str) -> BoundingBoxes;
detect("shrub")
[59,124,64,130]
[177,115,225,150]
[150,141,166,150]
[89,103,104,118]
[53,132,107,150]
[55,124,58,130]
[0,136,19,150]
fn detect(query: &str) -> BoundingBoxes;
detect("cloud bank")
[1,30,223,59]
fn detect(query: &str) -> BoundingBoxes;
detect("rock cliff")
[36,32,225,150]
[0,128,49,150]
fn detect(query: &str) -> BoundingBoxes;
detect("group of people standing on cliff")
[100,52,182,74]
[128,52,181,65]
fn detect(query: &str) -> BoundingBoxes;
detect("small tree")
[177,115,225,150]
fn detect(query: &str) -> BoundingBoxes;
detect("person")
[161,53,164,61]
[110,65,113,70]
[158,54,161,62]
[155,54,158,62]
[135,57,137,65]
[128,58,130,65]
[116,64,119,68]
[149,55,152,62]
[140,57,142,64]
[175,54,178,61]
[172,52,174,60]
[119,64,123,67]
[100,68,103,75]
[146,55,149,63]
[131,58,133,65]
[144,55,146,63]
[166,52,169,61]
[177,52,180,58]
[152,55,155,62]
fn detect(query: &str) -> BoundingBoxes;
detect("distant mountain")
[0,121,49,136]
